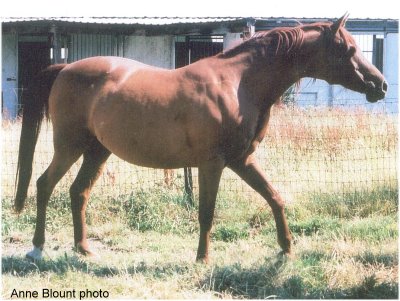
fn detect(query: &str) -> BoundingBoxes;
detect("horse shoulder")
[247,104,273,154]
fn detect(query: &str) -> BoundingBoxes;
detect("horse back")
[47,56,226,167]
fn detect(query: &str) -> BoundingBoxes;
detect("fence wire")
[1,99,398,205]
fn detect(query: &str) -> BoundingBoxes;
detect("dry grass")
[1,105,398,299]
[2,105,397,200]
[2,185,398,298]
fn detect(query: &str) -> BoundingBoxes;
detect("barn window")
[175,35,224,68]
[352,34,384,72]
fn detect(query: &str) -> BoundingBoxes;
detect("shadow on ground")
[2,251,398,299]
[1,254,190,279]
[199,252,398,299]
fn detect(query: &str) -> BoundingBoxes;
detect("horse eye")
[336,42,348,55]
[347,46,356,57]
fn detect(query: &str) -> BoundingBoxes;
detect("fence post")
[184,167,194,207]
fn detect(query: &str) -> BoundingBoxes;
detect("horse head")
[316,14,387,102]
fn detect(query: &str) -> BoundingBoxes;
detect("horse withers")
[14,14,386,263]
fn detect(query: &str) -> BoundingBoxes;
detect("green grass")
[2,185,398,299]
[2,106,397,199]
[2,107,398,298]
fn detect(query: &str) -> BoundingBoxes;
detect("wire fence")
[1,99,398,205]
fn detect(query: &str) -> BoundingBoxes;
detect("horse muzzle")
[365,79,388,103]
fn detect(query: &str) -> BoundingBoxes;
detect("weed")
[2,107,397,299]
[213,223,250,242]
[121,188,198,235]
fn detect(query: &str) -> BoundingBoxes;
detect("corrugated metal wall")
[67,34,174,69]
[123,35,174,69]
[68,34,124,62]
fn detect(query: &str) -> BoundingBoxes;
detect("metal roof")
[2,16,397,23]
[2,16,397,34]
[1,16,245,25]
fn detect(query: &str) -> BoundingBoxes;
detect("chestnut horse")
[15,14,387,263]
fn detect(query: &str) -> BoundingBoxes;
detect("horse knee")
[198,211,214,232]
[267,190,286,212]
[36,173,52,202]
[36,172,48,190]
[69,183,88,210]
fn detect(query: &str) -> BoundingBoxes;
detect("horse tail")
[14,64,67,213]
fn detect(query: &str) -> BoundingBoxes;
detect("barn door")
[175,35,224,204]
[175,35,224,67]
[18,37,51,113]
[2,34,18,118]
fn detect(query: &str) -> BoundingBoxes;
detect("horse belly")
[88,72,223,168]
[92,115,214,169]
[99,133,205,168]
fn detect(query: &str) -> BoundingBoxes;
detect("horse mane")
[219,22,333,60]
[252,26,305,56]
[219,26,305,60]
[219,22,346,96]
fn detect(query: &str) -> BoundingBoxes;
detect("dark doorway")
[18,41,51,109]
[175,35,224,68]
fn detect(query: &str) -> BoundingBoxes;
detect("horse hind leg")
[69,139,111,257]
[27,147,84,261]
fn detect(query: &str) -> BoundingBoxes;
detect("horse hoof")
[81,252,100,261]
[195,256,210,264]
[85,250,100,259]
[75,245,100,259]
[26,246,43,261]
[277,250,295,260]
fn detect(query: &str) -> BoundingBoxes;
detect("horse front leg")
[229,155,292,255]
[196,158,224,264]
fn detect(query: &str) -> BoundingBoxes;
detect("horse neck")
[219,27,324,108]
[220,50,300,108]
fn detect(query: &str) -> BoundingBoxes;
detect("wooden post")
[50,24,62,64]
[247,18,256,37]
[243,18,256,40]
[184,167,194,207]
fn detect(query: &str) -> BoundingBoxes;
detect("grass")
[1,106,398,299]
[2,106,397,199]
[2,185,398,299]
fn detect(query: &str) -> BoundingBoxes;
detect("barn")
[1,16,398,118]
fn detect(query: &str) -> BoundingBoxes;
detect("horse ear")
[332,13,349,35]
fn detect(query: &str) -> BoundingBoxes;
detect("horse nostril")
[382,81,388,93]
